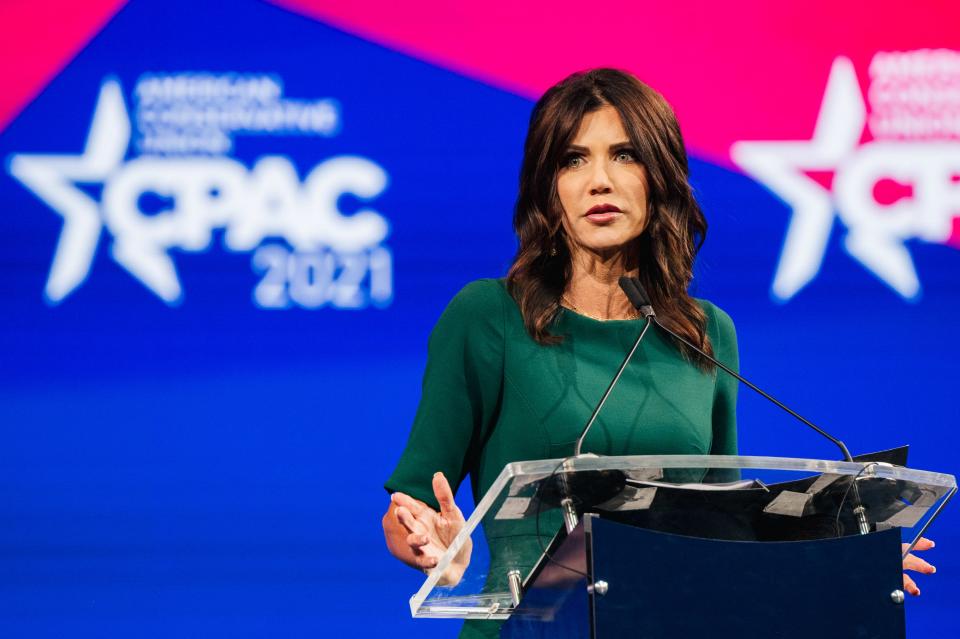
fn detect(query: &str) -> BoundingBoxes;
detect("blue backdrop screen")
[1,1,957,636]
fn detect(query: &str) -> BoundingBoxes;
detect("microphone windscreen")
[618,276,648,309]
[631,278,653,307]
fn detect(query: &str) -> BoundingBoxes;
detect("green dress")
[385,278,739,638]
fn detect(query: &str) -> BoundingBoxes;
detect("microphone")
[619,276,655,318]
[618,277,854,463]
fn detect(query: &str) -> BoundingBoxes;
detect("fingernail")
[434,471,443,478]
[931,566,937,573]
[930,541,936,548]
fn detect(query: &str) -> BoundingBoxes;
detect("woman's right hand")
[383,471,472,587]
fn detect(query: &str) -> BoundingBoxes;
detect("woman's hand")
[383,472,472,587]
[902,537,936,596]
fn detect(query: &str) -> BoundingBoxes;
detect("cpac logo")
[732,51,960,301]
[9,76,392,308]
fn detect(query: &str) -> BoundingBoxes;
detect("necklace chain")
[560,296,641,321]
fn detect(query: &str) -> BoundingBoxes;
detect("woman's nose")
[588,163,613,194]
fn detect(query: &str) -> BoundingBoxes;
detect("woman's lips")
[585,211,620,224]
[585,204,621,224]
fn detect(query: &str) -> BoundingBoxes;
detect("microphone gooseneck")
[619,277,854,463]
[573,277,656,457]
[573,311,653,457]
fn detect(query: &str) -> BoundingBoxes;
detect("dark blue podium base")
[503,515,905,639]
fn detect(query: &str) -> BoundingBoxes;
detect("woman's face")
[556,105,649,259]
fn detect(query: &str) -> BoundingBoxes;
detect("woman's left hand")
[902,537,936,596]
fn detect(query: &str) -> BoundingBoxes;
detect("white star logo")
[8,75,396,309]
[9,79,130,303]
[731,56,925,301]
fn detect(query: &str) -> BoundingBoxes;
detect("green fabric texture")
[385,278,739,638]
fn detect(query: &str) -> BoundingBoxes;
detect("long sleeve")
[705,301,739,481]
[384,279,506,510]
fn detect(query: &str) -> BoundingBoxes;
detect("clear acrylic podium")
[409,453,955,638]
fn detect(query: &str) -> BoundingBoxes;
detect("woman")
[382,68,934,637]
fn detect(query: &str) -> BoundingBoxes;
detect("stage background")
[1,1,957,636]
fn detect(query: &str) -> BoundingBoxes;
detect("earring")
[549,229,563,257]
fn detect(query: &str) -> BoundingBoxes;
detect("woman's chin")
[570,239,640,262]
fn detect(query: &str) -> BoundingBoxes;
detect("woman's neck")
[563,247,640,320]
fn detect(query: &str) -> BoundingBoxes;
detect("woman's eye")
[563,154,583,168]
[615,150,637,162]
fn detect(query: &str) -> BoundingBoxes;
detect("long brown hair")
[506,68,713,366]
